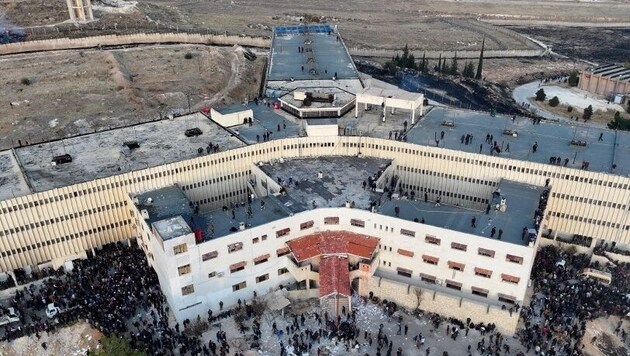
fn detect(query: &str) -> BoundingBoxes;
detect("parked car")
[46,303,61,318]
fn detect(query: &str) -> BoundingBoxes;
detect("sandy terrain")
[0,44,264,150]
[582,316,630,356]
[0,321,102,356]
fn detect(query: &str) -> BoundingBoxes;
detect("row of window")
[548,211,630,230]
[399,165,497,188]
[385,241,523,264]
[180,170,250,192]
[199,245,291,263]
[186,268,292,296]
[193,189,248,207]
[0,201,128,237]
[400,183,490,205]
[1,219,132,258]
[551,192,628,211]
[395,268,521,291]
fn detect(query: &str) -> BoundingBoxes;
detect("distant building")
[579,64,630,98]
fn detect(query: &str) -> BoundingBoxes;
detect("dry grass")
[537,100,617,125]
[0,44,264,150]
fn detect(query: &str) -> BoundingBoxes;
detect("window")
[397,267,412,278]
[448,261,465,271]
[397,248,414,257]
[471,286,488,298]
[276,228,290,238]
[208,272,217,278]
[256,274,270,283]
[202,250,218,261]
[230,261,246,273]
[446,280,462,291]
[278,267,289,275]
[350,219,365,228]
[261,234,268,241]
[451,242,467,251]
[178,264,191,276]
[277,246,290,257]
[474,267,492,278]
[173,243,188,255]
[498,293,516,304]
[400,229,415,237]
[420,273,436,284]
[478,248,495,258]
[506,254,524,264]
[324,217,339,225]
[425,235,441,245]
[228,242,243,253]
[232,281,247,292]
[254,254,270,265]
[501,273,520,284]
[300,221,314,230]
[181,284,195,296]
[422,254,439,265]
[252,237,259,244]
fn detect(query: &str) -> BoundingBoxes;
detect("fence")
[0,32,270,56]
[349,48,547,59]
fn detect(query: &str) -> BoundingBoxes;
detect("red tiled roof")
[287,231,379,262]
[319,256,351,297]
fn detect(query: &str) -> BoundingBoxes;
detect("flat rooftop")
[215,103,250,115]
[12,113,245,193]
[407,107,630,177]
[379,179,546,246]
[280,87,355,109]
[134,184,306,241]
[267,24,359,82]
[0,149,31,201]
[259,156,392,210]
[229,101,301,145]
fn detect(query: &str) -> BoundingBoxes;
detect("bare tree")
[414,288,424,310]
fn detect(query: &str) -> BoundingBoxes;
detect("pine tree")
[423,59,430,73]
[441,58,447,73]
[463,61,475,78]
[568,71,579,87]
[421,52,426,72]
[450,52,458,75]
[436,54,442,73]
[535,88,546,101]
[408,53,416,70]
[475,37,485,80]
[583,105,593,121]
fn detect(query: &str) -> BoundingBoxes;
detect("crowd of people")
[518,245,630,355]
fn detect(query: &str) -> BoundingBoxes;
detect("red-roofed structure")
[286,231,379,262]
[319,256,351,297]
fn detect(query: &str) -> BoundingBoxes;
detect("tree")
[568,71,579,87]
[414,288,424,310]
[608,111,630,131]
[96,335,145,356]
[549,96,560,107]
[436,53,442,73]
[449,52,458,75]
[583,105,593,121]
[535,88,546,101]
[384,60,397,75]
[475,37,485,80]
[626,100,630,114]
[441,58,447,73]
[20,77,31,85]
[462,61,475,78]
[408,53,416,70]
[420,52,427,73]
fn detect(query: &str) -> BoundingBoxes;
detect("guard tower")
[66,0,94,22]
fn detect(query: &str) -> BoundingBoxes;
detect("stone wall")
[0,33,270,56]
[348,48,546,59]
[362,276,520,335]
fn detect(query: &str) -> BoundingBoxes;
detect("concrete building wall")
[0,136,629,273]
[136,205,534,323]
[210,108,253,128]
[362,277,520,335]
[579,72,630,96]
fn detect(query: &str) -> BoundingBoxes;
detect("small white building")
[210,104,253,128]
[356,87,424,124]
[304,119,339,137]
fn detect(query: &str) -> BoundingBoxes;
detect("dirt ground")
[7,0,629,53]
[582,316,630,356]
[508,26,630,63]
[0,321,102,356]
[0,44,264,150]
